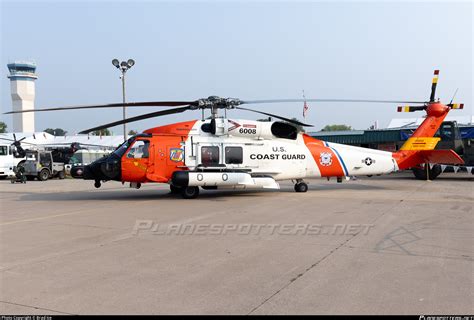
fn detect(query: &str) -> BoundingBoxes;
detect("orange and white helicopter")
[6,70,465,198]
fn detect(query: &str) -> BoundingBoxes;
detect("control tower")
[7,61,38,132]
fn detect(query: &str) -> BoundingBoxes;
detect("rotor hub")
[194,96,242,110]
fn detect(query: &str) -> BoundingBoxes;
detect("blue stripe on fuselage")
[327,143,349,176]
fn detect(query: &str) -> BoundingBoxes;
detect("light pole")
[112,58,135,141]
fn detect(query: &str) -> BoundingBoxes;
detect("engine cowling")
[202,119,298,140]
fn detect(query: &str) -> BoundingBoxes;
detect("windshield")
[113,137,135,158]
[26,152,37,161]
[0,146,7,156]
[69,153,82,164]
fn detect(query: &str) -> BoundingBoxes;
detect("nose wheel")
[294,181,308,193]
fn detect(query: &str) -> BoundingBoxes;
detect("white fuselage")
[181,119,398,181]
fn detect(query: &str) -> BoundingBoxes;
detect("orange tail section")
[393,103,464,170]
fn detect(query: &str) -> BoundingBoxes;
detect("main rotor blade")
[4,101,196,114]
[429,70,440,102]
[241,99,426,105]
[78,106,192,134]
[47,142,114,148]
[235,107,313,127]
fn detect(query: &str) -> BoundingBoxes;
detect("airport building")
[7,61,38,133]
[4,61,129,148]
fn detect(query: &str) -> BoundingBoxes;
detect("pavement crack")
[247,234,355,315]
[248,187,415,314]
[0,300,74,315]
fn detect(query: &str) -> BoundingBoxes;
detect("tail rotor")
[397,69,464,114]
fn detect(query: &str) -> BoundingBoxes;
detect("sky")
[1,0,472,135]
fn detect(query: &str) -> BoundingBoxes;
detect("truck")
[23,150,65,181]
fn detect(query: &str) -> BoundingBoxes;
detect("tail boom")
[393,102,464,169]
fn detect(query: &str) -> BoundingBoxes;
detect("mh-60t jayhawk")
[6,70,464,198]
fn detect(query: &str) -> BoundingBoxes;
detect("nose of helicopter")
[70,154,122,181]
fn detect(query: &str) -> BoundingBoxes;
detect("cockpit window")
[127,140,150,159]
[0,146,7,156]
[113,138,133,157]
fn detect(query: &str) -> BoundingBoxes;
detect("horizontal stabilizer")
[400,137,441,151]
[418,150,464,165]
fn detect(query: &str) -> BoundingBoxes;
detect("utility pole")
[112,58,135,141]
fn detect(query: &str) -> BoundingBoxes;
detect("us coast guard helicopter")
[5,70,465,198]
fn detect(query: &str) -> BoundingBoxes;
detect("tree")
[128,129,138,136]
[44,128,67,136]
[0,121,7,133]
[321,124,352,132]
[91,128,112,136]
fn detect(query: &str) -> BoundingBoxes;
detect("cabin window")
[201,146,219,166]
[0,146,7,156]
[127,140,150,159]
[225,147,243,164]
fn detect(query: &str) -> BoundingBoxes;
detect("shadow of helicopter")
[16,183,386,202]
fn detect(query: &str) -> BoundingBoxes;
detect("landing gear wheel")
[294,182,308,193]
[38,169,49,181]
[94,180,101,188]
[58,171,65,180]
[412,164,442,180]
[181,186,199,199]
[170,185,182,194]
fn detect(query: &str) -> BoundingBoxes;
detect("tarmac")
[0,173,472,314]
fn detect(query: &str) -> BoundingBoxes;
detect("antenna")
[449,88,459,105]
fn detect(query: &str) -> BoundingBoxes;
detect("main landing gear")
[170,185,200,199]
[181,186,200,199]
[169,184,181,194]
[294,179,308,193]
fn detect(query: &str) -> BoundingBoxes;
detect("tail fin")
[393,103,464,169]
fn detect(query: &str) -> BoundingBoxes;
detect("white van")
[0,143,25,179]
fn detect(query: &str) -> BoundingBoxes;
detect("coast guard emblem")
[170,148,184,162]
[319,152,333,166]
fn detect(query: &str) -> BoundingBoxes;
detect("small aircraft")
[5,70,465,198]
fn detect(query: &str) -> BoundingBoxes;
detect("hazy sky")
[1,0,472,134]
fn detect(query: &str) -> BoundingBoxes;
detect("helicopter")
[5,70,465,198]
